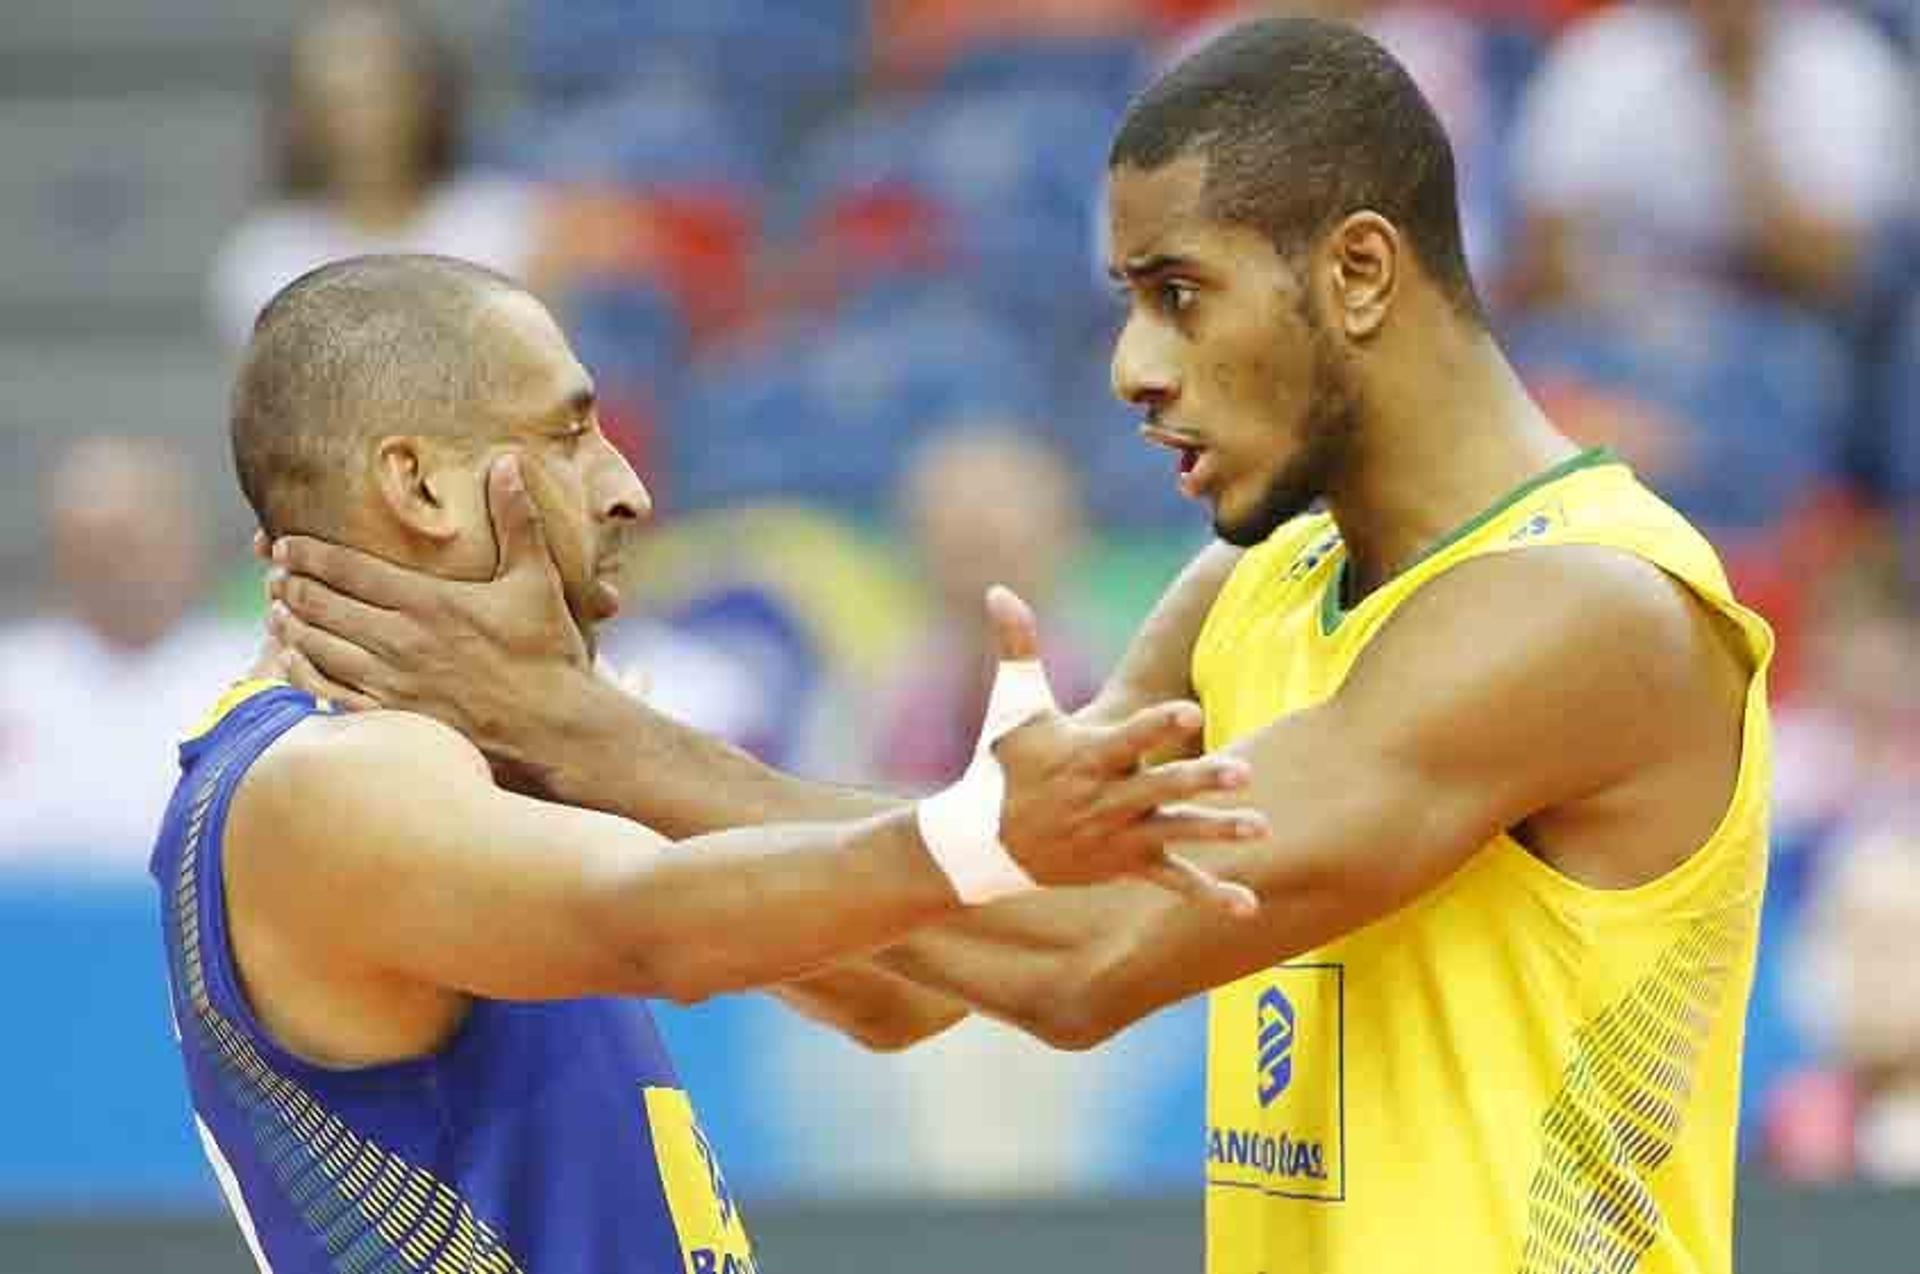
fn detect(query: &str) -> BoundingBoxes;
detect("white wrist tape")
[917,659,1057,904]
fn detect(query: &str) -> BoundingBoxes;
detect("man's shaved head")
[231,253,518,536]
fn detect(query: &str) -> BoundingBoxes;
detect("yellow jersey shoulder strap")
[1322,450,1772,670]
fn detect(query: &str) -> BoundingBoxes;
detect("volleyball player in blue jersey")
[154,254,1260,1273]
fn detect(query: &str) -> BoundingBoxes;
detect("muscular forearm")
[875,880,1175,1047]
[772,964,968,1051]
[599,807,956,1003]
[538,676,901,837]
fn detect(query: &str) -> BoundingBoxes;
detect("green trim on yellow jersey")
[1319,446,1621,635]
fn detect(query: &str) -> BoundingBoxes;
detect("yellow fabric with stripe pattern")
[1192,450,1773,1274]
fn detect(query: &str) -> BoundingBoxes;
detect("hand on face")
[264,454,598,769]
[980,586,1264,917]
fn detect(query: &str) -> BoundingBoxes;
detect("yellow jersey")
[1192,449,1773,1274]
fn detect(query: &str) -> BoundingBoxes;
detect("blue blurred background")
[0,0,1914,1247]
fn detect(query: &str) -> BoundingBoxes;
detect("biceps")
[338,791,663,1001]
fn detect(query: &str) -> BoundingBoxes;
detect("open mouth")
[1141,426,1213,500]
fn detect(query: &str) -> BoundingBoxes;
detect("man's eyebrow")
[561,386,595,418]
[1107,253,1195,283]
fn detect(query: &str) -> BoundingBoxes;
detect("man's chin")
[1211,492,1300,548]
[1211,514,1274,549]
[1208,461,1331,547]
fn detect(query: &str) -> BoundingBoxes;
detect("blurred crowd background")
[0,0,1915,1220]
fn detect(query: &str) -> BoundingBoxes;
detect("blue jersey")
[149,680,758,1274]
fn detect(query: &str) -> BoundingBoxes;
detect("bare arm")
[235,712,954,1007]
[516,537,1240,828]
[264,459,1249,1041]
[877,547,1747,1046]
[271,505,1239,835]
[238,692,1256,1010]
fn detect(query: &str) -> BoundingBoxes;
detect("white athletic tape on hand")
[917,658,1058,904]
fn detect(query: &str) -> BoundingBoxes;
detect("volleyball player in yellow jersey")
[265,18,1773,1272]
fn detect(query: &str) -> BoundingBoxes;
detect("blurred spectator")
[869,425,1100,787]
[208,0,539,347]
[1772,529,1920,837]
[1769,834,1920,1181]
[1507,0,1918,315]
[1758,534,1920,1179]
[0,440,255,871]
[1766,525,1920,825]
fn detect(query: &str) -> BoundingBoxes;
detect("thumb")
[487,453,554,583]
[984,585,1041,663]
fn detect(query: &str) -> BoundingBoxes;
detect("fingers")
[251,530,272,564]
[269,569,411,661]
[1103,753,1252,818]
[277,638,381,712]
[1122,802,1269,847]
[1141,852,1261,919]
[984,585,1041,663]
[1091,700,1205,773]
[486,453,557,584]
[268,602,385,706]
[273,535,430,612]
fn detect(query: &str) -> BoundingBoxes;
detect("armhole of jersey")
[184,699,343,1081]
[1483,533,1775,914]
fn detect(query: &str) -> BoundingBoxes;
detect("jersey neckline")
[182,677,293,745]
[1319,446,1622,635]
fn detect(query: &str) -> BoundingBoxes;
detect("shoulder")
[242,709,489,826]
[1382,543,1714,684]
[1345,544,1727,779]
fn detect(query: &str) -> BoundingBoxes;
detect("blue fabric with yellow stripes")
[150,683,758,1273]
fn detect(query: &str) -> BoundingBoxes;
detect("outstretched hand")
[982,586,1261,918]
[264,454,594,765]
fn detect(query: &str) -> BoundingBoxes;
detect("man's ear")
[372,436,462,543]
[1325,211,1399,340]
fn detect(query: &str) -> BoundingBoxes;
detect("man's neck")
[1327,331,1576,601]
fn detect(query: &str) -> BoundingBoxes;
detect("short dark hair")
[1111,17,1483,321]
[265,0,465,200]
[230,254,516,536]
